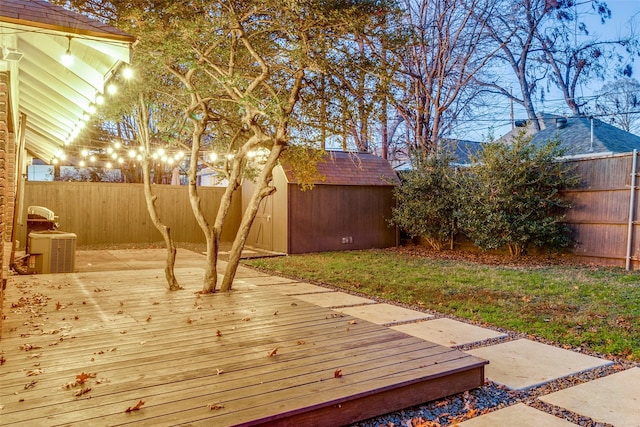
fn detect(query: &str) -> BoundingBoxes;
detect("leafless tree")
[390,0,500,161]
[596,77,640,133]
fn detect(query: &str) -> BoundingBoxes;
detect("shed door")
[248,195,273,251]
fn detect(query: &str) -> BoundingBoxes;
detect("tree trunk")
[186,120,218,293]
[220,144,283,291]
[136,94,181,291]
[141,161,181,290]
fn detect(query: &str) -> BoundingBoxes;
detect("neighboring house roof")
[441,139,483,165]
[499,114,640,157]
[1,0,135,161]
[282,151,400,186]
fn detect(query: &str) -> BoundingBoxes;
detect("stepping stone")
[466,339,612,390]
[261,282,334,295]
[458,403,575,426]
[241,276,299,286]
[292,292,375,307]
[232,266,270,279]
[540,367,640,427]
[335,303,433,325]
[392,318,507,347]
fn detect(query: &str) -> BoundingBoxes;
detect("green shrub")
[391,152,459,250]
[456,131,579,256]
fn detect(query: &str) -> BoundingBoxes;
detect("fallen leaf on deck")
[26,369,43,376]
[348,320,358,325]
[146,316,152,322]
[125,400,145,413]
[24,380,37,389]
[297,340,306,345]
[242,317,251,321]
[334,369,342,378]
[216,368,224,375]
[267,347,278,357]
[186,317,193,324]
[56,302,63,310]
[0,356,6,365]
[216,330,222,337]
[76,372,96,385]
[207,403,225,410]
[273,310,279,315]
[73,387,92,397]
[19,344,42,351]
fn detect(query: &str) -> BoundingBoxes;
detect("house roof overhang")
[0,0,136,161]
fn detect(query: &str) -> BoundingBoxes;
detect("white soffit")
[0,1,135,162]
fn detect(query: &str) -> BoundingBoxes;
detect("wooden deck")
[0,249,487,426]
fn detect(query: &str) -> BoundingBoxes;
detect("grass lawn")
[245,248,640,361]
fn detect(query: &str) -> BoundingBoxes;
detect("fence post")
[626,150,638,271]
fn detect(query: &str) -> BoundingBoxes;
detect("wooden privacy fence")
[561,151,640,269]
[16,182,242,248]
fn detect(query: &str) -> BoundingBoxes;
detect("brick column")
[0,71,11,322]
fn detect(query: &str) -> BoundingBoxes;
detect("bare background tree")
[596,77,640,133]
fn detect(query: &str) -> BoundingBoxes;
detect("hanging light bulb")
[95,94,105,105]
[61,35,74,67]
[106,162,112,169]
[122,66,134,79]
[107,83,117,95]
[79,160,86,167]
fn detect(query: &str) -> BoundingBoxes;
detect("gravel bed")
[348,359,636,427]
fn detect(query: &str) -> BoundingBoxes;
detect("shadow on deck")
[0,249,487,426]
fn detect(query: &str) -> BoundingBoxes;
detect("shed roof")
[282,151,399,186]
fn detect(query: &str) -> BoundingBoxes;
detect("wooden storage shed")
[243,151,400,254]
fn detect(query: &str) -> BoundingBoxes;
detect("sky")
[454,0,640,142]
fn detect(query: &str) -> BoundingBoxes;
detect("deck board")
[0,251,487,426]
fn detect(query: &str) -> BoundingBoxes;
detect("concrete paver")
[292,291,376,307]
[540,367,640,427]
[466,339,613,390]
[391,318,507,347]
[457,403,576,426]
[336,303,434,325]
[256,282,334,295]
[238,276,299,286]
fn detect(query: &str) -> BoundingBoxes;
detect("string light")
[61,35,73,67]
[122,67,134,79]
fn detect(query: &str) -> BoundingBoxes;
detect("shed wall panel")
[288,185,397,254]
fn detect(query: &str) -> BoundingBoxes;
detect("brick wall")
[1,70,14,322]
